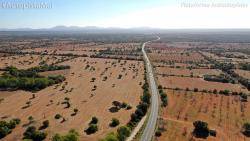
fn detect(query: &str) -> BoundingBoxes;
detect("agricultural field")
[0,33,150,141]
[157,90,250,141]
[0,54,71,69]
[148,37,250,141]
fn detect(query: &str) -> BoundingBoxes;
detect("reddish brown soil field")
[235,69,250,79]
[149,52,205,63]
[158,76,248,93]
[0,57,144,141]
[0,55,68,69]
[156,67,221,77]
[158,90,250,141]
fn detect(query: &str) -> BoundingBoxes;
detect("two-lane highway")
[140,36,160,141]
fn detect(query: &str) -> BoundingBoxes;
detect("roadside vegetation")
[101,63,150,141]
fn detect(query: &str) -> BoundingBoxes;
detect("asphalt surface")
[140,36,160,141]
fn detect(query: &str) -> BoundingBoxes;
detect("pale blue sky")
[1,0,250,29]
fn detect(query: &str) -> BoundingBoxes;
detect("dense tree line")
[204,74,235,84]
[239,63,250,71]
[0,66,65,91]
[211,62,235,73]
[158,85,168,107]
[228,70,250,90]
[211,62,250,90]
[27,65,70,72]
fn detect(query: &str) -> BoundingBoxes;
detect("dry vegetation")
[0,33,151,141]
[148,35,250,141]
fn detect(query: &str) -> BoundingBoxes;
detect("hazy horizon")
[1,0,250,29]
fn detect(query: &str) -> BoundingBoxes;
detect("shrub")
[100,132,118,141]
[23,126,47,141]
[39,120,49,130]
[155,130,162,137]
[243,122,250,137]
[52,129,79,141]
[112,101,122,108]
[85,124,98,135]
[28,116,34,123]
[193,120,209,138]
[109,118,120,127]
[209,130,217,137]
[126,105,132,110]
[117,74,122,79]
[121,102,128,108]
[194,88,199,92]
[0,126,11,139]
[117,126,131,141]
[89,117,98,125]
[74,108,78,113]
[55,114,62,119]
[0,118,21,139]
[158,85,163,89]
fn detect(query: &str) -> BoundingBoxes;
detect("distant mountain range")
[0,26,161,32]
[1,26,250,34]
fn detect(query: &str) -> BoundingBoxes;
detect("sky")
[0,0,250,29]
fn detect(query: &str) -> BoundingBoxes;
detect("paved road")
[140,36,160,141]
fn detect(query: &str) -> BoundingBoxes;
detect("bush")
[89,117,98,125]
[74,108,78,113]
[193,120,209,138]
[209,130,217,137]
[0,118,21,139]
[0,126,11,139]
[155,130,162,137]
[126,105,132,110]
[23,126,47,141]
[121,102,128,108]
[100,132,118,141]
[52,129,79,141]
[109,118,120,127]
[194,88,199,92]
[158,85,163,90]
[39,120,49,130]
[55,114,62,119]
[117,126,131,141]
[85,124,98,135]
[243,122,250,137]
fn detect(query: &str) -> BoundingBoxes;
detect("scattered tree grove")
[0,118,21,139]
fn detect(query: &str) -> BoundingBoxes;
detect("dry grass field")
[0,55,70,69]
[0,57,144,140]
[148,39,250,141]
[235,69,250,79]
[156,67,221,77]
[157,76,248,93]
